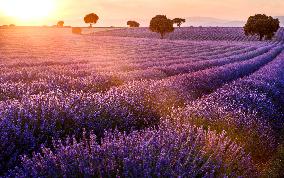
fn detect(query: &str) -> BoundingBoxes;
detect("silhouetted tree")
[57,21,64,27]
[244,14,280,41]
[127,21,140,27]
[84,13,99,28]
[149,15,174,39]
[172,18,186,27]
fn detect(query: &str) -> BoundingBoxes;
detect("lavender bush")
[9,121,257,177]
[175,46,284,159]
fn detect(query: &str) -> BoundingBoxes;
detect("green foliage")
[127,20,140,27]
[244,14,280,41]
[149,15,174,39]
[84,13,99,28]
[172,18,186,27]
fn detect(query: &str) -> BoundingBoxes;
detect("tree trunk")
[161,33,165,39]
[89,24,92,28]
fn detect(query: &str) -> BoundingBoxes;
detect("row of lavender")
[1,28,284,176]
[9,45,284,177]
[94,27,284,41]
[173,46,284,158]
[9,121,256,177]
[0,41,282,175]
[6,46,284,176]
[0,39,272,101]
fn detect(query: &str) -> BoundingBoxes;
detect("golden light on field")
[0,0,55,21]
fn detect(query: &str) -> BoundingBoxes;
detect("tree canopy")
[172,18,186,27]
[57,21,64,27]
[127,21,140,27]
[84,13,99,28]
[244,14,280,41]
[149,15,174,39]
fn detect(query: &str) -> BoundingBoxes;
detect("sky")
[0,0,283,27]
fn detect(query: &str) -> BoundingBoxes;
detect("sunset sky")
[0,0,283,26]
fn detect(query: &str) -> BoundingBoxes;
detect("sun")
[0,0,55,20]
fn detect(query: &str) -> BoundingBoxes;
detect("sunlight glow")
[0,0,55,20]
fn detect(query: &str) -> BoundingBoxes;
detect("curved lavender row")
[132,42,271,70]
[1,28,283,175]
[120,43,243,71]
[0,43,275,102]
[109,43,273,80]
[96,42,265,73]
[203,46,255,59]
[152,44,276,77]
[0,41,278,102]
[0,44,277,117]
[130,45,238,66]
[0,43,267,102]
[126,44,215,64]
[9,121,256,177]
[0,39,244,82]
[0,44,281,173]
[94,27,261,41]
[94,27,284,42]
[97,42,278,77]
[175,48,284,159]
[151,45,283,104]
[134,45,259,67]
[0,74,123,101]
[120,45,260,72]
[275,28,284,42]
[134,43,273,76]
[188,45,249,59]
[185,46,284,126]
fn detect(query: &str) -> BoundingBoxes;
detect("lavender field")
[0,27,284,177]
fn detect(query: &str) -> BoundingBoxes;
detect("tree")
[244,14,280,41]
[149,15,174,39]
[172,18,186,27]
[57,21,64,27]
[84,13,99,28]
[127,21,140,27]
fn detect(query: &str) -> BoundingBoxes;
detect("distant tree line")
[55,12,280,41]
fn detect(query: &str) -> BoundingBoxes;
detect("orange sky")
[0,0,283,26]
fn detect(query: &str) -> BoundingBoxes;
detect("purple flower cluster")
[10,121,256,177]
